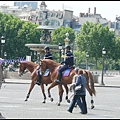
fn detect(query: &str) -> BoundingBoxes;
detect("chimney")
[80,13,83,17]
[94,7,96,15]
[88,8,90,13]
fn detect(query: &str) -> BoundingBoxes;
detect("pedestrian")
[54,45,74,84]
[36,46,53,85]
[67,69,88,114]
[67,68,79,103]
[0,61,5,83]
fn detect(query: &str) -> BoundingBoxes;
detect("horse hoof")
[91,106,94,109]
[50,98,53,102]
[67,99,70,103]
[42,101,45,103]
[57,103,60,106]
[65,96,68,100]
[54,80,61,84]
[24,99,27,101]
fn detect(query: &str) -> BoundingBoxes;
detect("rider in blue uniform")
[36,46,53,85]
[54,45,74,84]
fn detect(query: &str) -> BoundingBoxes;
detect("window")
[49,20,60,26]
[39,13,43,18]
[39,22,42,25]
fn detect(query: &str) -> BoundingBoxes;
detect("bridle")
[39,60,46,75]
[18,63,27,77]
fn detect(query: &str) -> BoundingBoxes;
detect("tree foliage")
[51,26,75,46]
[0,12,41,59]
[76,21,116,68]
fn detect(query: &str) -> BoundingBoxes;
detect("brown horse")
[40,59,96,108]
[17,61,69,103]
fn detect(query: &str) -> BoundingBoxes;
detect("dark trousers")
[58,65,68,75]
[77,95,87,113]
[68,94,87,113]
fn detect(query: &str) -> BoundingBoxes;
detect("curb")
[3,80,120,88]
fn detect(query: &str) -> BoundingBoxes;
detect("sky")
[0,1,120,22]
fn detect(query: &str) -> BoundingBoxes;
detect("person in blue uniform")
[36,46,53,85]
[54,45,74,84]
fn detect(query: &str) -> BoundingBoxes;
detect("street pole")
[64,32,70,60]
[58,43,62,63]
[86,52,89,70]
[101,56,105,85]
[1,35,5,59]
[100,48,106,85]
[1,45,4,59]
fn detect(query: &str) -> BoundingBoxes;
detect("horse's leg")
[86,80,95,109]
[87,71,96,109]
[57,84,64,106]
[63,84,69,101]
[25,80,35,101]
[47,82,58,102]
[40,83,46,103]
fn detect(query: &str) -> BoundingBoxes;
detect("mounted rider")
[36,46,53,85]
[54,45,74,84]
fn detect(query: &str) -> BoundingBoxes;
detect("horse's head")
[17,61,27,77]
[39,59,47,75]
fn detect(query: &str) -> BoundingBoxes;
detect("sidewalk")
[2,75,120,88]
[95,75,120,88]
[3,78,31,84]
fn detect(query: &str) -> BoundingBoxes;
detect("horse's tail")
[88,71,96,96]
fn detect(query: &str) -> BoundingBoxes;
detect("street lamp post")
[4,52,7,59]
[1,35,5,59]
[30,51,32,61]
[4,52,7,67]
[58,43,62,63]
[63,32,70,60]
[34,51,36,62]
[86,52,89,70]
[64,32,70,47]
[100,48,106,85]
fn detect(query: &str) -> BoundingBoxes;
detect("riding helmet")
[65,45,71,50]
[44,46,50,51]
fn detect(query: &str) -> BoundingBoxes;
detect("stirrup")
[36,81,41,86]
[54,80,61,84]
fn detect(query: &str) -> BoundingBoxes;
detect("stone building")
[108,16,120,37]
[1,1,120,36]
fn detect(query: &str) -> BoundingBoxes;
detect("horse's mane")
[20,61,38,67]
[43,59,60,67]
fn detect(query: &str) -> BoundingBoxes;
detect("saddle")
[59,65,75,77]
[42,68,74,77]
[43,68,49,76]
[42,66,74,77]
[62,68,73,76]
[36,68,49,76]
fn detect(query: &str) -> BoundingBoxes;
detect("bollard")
[93,73,99,83]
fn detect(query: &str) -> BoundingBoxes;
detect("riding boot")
[36,73,42,86]
[54,73,62,84]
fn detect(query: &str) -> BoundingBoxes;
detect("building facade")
[0,1,120,36]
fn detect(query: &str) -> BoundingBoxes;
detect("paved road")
[0,75,120,119]
[3,74,120,87]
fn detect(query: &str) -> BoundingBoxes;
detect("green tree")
[76,21,116,69]
[0,12,41,59]
[51,26,75,46]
